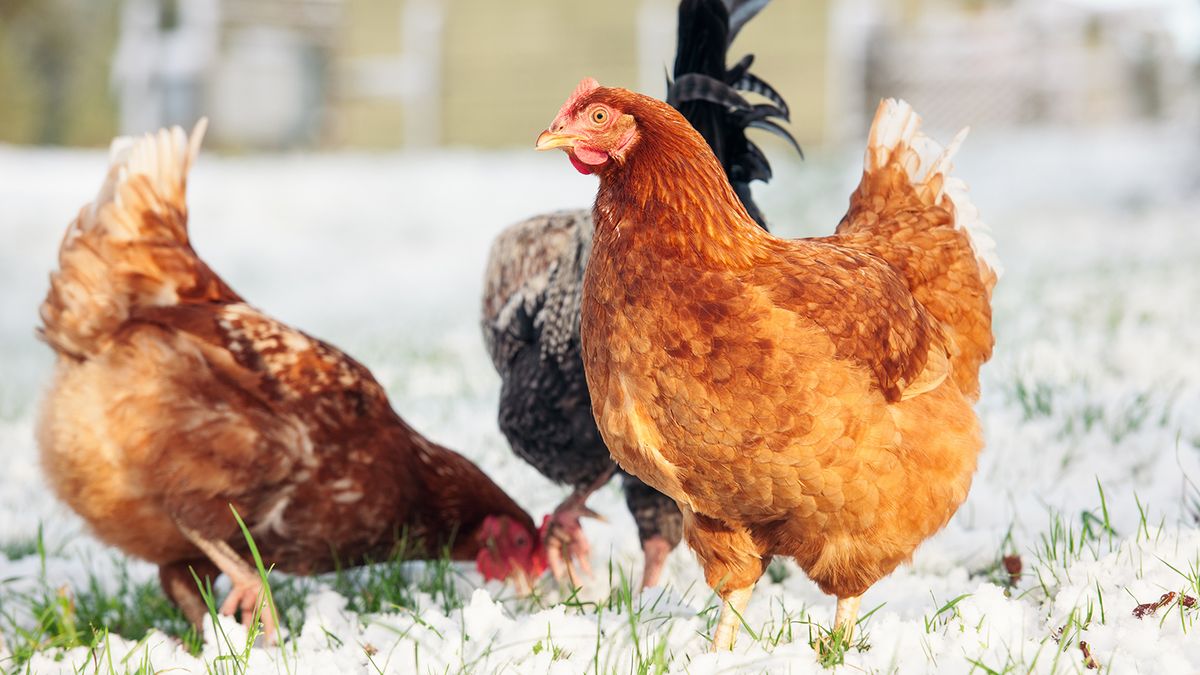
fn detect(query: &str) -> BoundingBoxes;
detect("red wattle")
[573,144,609,166]
[568,152,595,175]
[476,549,502,581]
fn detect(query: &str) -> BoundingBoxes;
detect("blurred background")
[1,0,1198,151]
[2,6,1200,662]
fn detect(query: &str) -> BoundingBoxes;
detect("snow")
[1,124,1198,673]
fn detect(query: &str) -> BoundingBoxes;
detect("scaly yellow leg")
[833,595,862,640]
[711,586,754,651]
[176,524,278,644]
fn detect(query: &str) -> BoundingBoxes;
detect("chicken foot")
[815,594,863,657]
[177,525,279,644]
[711,586,754,651]
[545,463,617,587]
[833,595,862,639]
[159,557,220,631]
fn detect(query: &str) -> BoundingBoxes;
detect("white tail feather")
[42,119,211,357]
[865,100,1002,282]
[88,119,208,235]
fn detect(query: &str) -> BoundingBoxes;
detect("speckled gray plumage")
[482,209,682,546]
[624,474,684,548]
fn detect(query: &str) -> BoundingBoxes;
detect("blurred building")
[0,0,120,146]
[111,0,335,149]
[0,0,1196,150]
[101,0,831,149]
[178,0,829,149]
[856,0,1199,133]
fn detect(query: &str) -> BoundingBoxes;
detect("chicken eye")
[591,108,609,125]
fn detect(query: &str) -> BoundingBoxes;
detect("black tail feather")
[668,73,753,111]
[736,143,773,184]
[667,0,801,230]
[723,0,771,46]
[749,118,804,160]
[672,0,731,82]
[734,71,789,119]
[724,53,755,83]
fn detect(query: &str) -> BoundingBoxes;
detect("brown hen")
[537,79,998,650]
[37,122,544,642]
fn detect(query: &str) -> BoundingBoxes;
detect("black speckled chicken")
[480,0,800,587]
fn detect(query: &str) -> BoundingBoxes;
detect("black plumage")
[480,0,800,587]
[668,0,801,228]
[486,212,605,489]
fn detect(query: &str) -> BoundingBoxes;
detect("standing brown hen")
[481,0,799,590]
[37,122,545,641]
[536,79,998,650]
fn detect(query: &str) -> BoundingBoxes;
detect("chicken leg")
[833,595,862,640]
[159,557,221,631]
[177,525,279,643]
[623,475,682,589]
[814,594,864,658]
[711,586,754,651]
[545,464,617,587]
[641,536,672,588]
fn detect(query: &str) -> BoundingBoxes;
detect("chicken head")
[535,78,640,175]
[475,514,547,592]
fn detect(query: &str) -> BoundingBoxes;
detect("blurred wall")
[0,0,120,146]
[0,0,1194,150]
[332,0,832,149]
[0,0,833,150]
[438,0,645,148]
[333,0,409,146]
[863,0,1198,133]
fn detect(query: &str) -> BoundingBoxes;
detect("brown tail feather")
[836,100,996,399]
[39,120,239,359]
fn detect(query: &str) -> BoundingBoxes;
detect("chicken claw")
[177,524,280,644]
[543,466,616,588]
[545,503,603,587]
[220,575,277,643]
[158,558,220,631]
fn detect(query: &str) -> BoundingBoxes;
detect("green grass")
[1,538,39,563]
[3,482,1196,673]
[0,528,206,673]
[0,516,474,674]
[0,526,201,671]
[971,525,1026,594]
[808,620,869,669]
[1010,373,1180,453]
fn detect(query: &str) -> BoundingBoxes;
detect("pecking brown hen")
[37,122,544,642]
[536,79,998,650]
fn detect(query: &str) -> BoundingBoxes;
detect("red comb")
[557,77,601,120]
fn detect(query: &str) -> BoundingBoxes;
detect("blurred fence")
[863,2,1197,133]
[0,0,1196,150]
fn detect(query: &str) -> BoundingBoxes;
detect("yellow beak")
[535,130,580,151]
[511,566,533,596]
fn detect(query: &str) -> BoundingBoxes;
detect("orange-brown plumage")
[538,83,997,649]
[37,123,544,640]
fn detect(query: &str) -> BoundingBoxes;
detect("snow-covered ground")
[1,124,1198,673]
